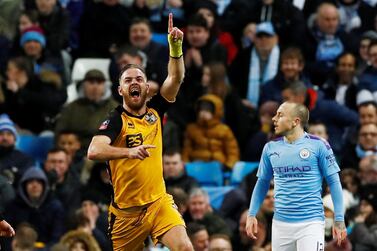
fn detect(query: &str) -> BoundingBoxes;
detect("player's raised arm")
[160,13,184,102]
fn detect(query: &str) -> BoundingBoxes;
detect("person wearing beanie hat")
[20,25,46,48]
[0,113,35,188]
[0,114,18,140]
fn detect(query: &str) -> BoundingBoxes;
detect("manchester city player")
[246,102,346,251]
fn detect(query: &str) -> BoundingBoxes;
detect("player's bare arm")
[160,13,185,102]
[87,135,155,161]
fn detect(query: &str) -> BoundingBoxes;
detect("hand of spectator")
[0,220,15,237]
[332,221,347,246]
[246,215,258,239]
[6,80,19,93]
[190,48,203,67]
[127,145,156,160]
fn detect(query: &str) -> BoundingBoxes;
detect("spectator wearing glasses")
[55,69,118,150]
[341,123,377,170]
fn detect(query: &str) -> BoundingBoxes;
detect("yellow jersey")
[97,94,171,208]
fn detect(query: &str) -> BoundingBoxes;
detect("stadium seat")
[185,161,223,186]
[202,186,234,210]
[151,32,168,46]
[16,134,54,164]
[66,58,111,104]
[230,161,259,186]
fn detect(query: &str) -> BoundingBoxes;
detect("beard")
[124,91,148,111]
[0,145,14,156]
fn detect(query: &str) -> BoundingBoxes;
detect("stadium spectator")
[304,3,356,85]
[193,0,238,65]
[321,52,358,111]
[163,149,199,193]
[187,222,209,251]
[359,40,377,96]
[11,223,38,251]
[55,69,118,150]
[4,167,65,249]
[246,0,306,48]
[259,47,311,106]
[349,187,377,251]
[185,188,232,238]
[182,94,239,169]
[129,18,169,85]
[357,31,377,74]
[0,114,34,187]
[18,26,67,84]
[341,123,377,169]
[358,155,377,186]
[208,234,232,251]
[243,101,279,161]
[59,229,101,251]
[168,187,189,215]
[35,0,70,55]
[229,22,279,108]
[44,148,82,215]
[2,56,66,133]
[204,62,258,149]
[55,130,93,184]
[308,121,329,141]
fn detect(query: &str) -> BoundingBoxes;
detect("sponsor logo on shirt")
[273,165,312,178]
[125,133,143,147]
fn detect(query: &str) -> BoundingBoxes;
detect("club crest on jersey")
[99,120,110,130]
[299,149,310,159]
[145,112,157,125]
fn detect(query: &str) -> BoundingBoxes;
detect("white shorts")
[272,220,325,251]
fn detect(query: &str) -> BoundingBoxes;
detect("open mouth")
[129,85,141,98]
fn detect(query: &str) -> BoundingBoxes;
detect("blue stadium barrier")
[16,134,54,164]
[151,32,168,46]
[202,186,235,210]
[230,161,259,185]
[185,161,223,186]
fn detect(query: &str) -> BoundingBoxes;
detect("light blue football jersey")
[257,132,340,223]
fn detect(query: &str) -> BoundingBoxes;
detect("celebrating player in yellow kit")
[87,13,193,251]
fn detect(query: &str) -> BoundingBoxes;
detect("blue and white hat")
[0,114,18,139]
[256,22,276,36]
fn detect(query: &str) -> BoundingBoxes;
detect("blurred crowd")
[0,0,376,250]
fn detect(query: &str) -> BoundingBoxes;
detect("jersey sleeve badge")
[99,119,110,130]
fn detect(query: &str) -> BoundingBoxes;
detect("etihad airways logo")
[273,165,311,178]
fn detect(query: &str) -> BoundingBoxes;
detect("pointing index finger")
[168,13,173,33]
[143,145,156,149]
